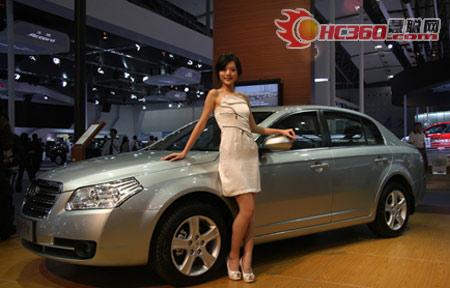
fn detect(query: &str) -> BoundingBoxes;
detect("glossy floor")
[2,175,450,288]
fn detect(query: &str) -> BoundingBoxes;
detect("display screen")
[235,80,281,107]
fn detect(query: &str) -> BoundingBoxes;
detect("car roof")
[252,105,373,119]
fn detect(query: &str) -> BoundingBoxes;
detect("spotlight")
[95,99,100,105]
[184,87,189,92]
[62,80,68,87]
[92,87,97,91]
[53,57,60,65]
[196,63,202,68]
[197,95,201,98]
[142,105,147,110]
[388,44,393,49]
[135,44,141,51]
[62,73,68,79]
[169,54,174,58]
[102,32,108,40]
[124,72,130,78]
[97,67,105,74]
[131,94,138,100]
[130,76,135,83]
[168,103,173,108]
[110,91,116,95]
[314,78,329,82]
[388,75,394,79]
[187,60,193,65]
[29,56,37,61]
[142,76,149,82]
[375,45,383,49]
[138,97,146,103]
[14,73,20,80]
[44,96,49,100]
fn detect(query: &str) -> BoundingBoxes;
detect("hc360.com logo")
[274,8,441,49]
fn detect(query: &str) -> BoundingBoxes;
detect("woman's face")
[219,61,239,86]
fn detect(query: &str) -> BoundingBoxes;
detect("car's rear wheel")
[151,201,228,286]
[369,182,409,237]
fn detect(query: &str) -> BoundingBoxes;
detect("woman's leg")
[242,193,256,272]
[228,193,255,270]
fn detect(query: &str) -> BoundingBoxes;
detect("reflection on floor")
[2,174,450,288]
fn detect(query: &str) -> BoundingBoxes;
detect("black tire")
[151,201,229,286]
[369,182,410,237]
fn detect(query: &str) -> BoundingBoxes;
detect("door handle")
[310,162,329,173]
[374,157,389,164]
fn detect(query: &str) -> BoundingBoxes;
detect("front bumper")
[19,191,159,266]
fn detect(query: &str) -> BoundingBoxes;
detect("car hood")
[39,150,219,191]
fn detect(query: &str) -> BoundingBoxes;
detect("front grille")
[22,180,62,218]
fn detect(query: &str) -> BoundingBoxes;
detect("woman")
[120,136,130,153]
[161,54,295,283]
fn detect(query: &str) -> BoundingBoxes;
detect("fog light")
[74,241,96,259]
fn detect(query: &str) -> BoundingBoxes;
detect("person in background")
[130,135,139,151]
[409,122,428,170]
[101,128,120,156]
[120,136,130,153]
[30,133,43,177]
[148,135,155,145]
[0,108,15,240]
[12,133,27,193]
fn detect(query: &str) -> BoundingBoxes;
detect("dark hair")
[215,53,242,80]
[414,122,422,126]
[110,128,117,134]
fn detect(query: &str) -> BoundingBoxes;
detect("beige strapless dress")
[214,94,261,197]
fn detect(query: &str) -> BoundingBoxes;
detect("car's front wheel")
[369,182,409,237]
[151,201,228,286]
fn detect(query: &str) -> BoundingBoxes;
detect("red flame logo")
[274,8,316,49]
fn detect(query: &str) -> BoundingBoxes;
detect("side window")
[362,118,384,145]
[426,125,444,134]
[272,112,323,150]
[325,113,365,147]
[167,118,220,151]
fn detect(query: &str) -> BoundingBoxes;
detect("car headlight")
[66,177,143,210]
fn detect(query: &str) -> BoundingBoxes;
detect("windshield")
[147,111,273,151]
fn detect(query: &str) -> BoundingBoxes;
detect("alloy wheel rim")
[171,215,221,276]
[384,190,408,231]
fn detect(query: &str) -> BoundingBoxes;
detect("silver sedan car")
[18,106,426,286]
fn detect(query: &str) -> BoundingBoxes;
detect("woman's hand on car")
[160,151,187,161]
[280,129,296,141]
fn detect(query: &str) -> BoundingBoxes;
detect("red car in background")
[424,121,450,149]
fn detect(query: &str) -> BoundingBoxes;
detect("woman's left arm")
[244,96,296,140]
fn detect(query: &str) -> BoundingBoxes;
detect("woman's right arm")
[160,89,218,161]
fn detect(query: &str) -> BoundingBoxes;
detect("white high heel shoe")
[227,258,241,281]
[239,258,256,283]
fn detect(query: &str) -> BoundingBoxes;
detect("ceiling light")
[142,105,146,110]
[124,72,130,78]
[168,103,173,108]
[53,57,60,65]
[62,80,68,87]
[197,63,202,68]
[44,96,49,100]
[135,43,141,51]
[142,75,149,82]
[97,67,105,74]
[130,76,135,83]
[388,75,394,79]
[122,59,128,69]
[95,99,100,105]
[29,55,36,61]
[110,91,115,95]
[187,60,193,65]
[184,87,189,92]
[138,97,146,103]
[102,32,108,40]
[197,95,201,98]
[92,87,97,91]
[62,73,68,79]
[131,94,138,100]
[388,44,393,49]
[200,91,204,95]
[314,78,329,82]
[375,45,383,49]
[14,73,20,80]
[169,54,174,58]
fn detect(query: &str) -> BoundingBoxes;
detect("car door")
[323,111,392,221]
[254,111,334,236]
[425,124,446,148]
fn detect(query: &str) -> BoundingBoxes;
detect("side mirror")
[262,135,293,152]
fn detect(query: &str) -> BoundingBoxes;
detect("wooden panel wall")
[213,0,312,105]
